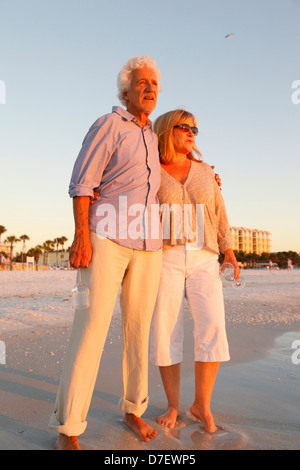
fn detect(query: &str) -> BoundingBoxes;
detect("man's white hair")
[117,56,162,106]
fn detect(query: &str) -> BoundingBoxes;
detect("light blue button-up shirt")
[69,106,162,251]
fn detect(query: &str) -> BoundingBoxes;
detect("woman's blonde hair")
[153,109,203,163]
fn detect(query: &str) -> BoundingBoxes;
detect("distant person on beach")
[287,258,293,271]
[269,260,273,271]
[149,109,240,432]
[49,56,163,449]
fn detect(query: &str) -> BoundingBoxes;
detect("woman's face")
[172,122,196,156]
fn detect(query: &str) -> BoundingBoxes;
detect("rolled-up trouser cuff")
[118,396,149,417]
[195,351,230,362]
[48,411,87,437]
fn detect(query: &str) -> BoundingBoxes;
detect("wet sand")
[0,269,299,450]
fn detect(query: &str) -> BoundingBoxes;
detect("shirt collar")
[112,106,153,129]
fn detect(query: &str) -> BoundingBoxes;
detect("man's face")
[124,66,159,118]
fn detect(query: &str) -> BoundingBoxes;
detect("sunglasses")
[173,123,199,136]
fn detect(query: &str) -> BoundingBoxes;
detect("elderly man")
[49,56,163,449]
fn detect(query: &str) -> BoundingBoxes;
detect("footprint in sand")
[167,412,248,450]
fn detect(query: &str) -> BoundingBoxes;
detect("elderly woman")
[150,109,240,433]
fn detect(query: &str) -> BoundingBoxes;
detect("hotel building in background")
[0,242,10,257]
[230,226,271,254]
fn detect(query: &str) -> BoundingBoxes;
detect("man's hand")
[69,232,93,269]
[69,196,93,269]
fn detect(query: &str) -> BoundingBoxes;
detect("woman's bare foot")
[124,413,157,442]
[157,407,178,429]
[190,402,218,433]
[56,434,81,450]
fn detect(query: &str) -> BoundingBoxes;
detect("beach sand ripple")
[0,268,299,450]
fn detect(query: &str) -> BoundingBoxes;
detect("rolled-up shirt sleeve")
[69,116,115,198]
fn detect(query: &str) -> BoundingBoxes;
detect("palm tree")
[4,235,20,270]
[19,234,30,266]
[53,237,60,267]
[27,245,43,270]
[60,236,68,252]
[0,225,7,243]
[58,236,68,266]
[34,245,43,270]
[42,240,55,266]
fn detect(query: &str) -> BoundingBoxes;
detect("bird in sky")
[224,33,234,38]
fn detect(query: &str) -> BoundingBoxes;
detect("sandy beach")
[0,268,299,450]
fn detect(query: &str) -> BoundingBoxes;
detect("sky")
[0,0,300,253]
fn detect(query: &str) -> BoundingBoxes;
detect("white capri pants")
[150,245,230,366]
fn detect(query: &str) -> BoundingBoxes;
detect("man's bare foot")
[157,407,178,429]
[190,403,218,433]
[124,413,157,442]
[56,433,81,450]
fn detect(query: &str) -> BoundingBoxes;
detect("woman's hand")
[90,191,99,205]
[211,165,222,190]
[222,248,240,281]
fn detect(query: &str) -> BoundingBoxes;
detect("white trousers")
[49,233,162,437]
[150,245,230,366]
